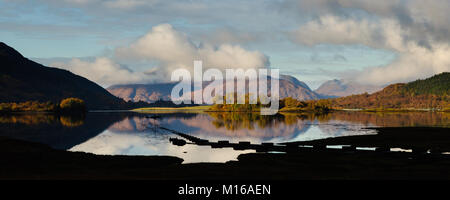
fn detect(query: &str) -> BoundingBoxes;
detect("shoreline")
[1,107,448,115]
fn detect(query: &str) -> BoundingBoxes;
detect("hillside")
[330,72,450,110]
[278,75,320,100]
[0,42,128,109]
[403,72,449,96]
[107,75,320,103]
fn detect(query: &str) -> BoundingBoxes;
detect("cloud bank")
[288,0,450,85]
[52,24,269,86]
[115,24,269,79]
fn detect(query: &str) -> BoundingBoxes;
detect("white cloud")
[115,24,269,80]
[45,23,269,87]
[291,16,382,47]
[50,57,152,87]
[357,42,450,85]
[291,14,450,85]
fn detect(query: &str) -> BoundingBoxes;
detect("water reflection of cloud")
[70,130,163,155]
[289,124,376,142]
[108,117,160,133]
[171,115,312,143]
[69,130,254,163]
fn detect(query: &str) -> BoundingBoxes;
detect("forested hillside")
[329,72,449,110]
[402,72,449,96]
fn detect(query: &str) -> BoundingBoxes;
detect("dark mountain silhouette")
[315,79,382,98]
[330,72,450,110]
[0,42,128,109]
[107,74,320,103]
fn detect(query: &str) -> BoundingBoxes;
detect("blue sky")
[1,0,448,88]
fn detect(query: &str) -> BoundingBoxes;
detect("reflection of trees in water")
[59,115,85,127]
[207,112,330,131]
[0,113,128,150]
[270,111,448,128]
[208,112,281,130]
[0,114,58,125]
[0,113,86,127]
[283,113,331,123]
[326,111,450,127]
[200,111,449,140]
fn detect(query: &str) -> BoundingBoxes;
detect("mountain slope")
[403,72,449,95]
[0,42,126,109]
[330,72,450,110]
[107,75,320,103]
[278,76,319,100]
[315,79,382,97]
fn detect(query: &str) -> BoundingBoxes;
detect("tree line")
[207,94,331,113]
[0,97,86,114]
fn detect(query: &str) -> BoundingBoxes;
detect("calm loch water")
[0,111,448,163]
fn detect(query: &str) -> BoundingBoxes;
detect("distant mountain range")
[108,82,178,103]
[107,74,388,103]
[107,74,320,103]
[330,72,449,110]
[315,79,382,97]
[0,42,129,109]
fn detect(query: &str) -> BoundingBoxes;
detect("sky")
[1,0,449,89]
